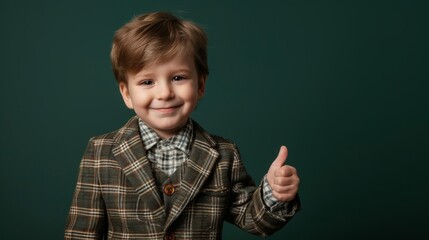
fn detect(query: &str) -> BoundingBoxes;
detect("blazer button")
[163,183,175,196]
[164,231,175,240]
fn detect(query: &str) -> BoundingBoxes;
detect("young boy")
[65,12,300,239]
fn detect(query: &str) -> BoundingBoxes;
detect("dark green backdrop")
[1,1,428,239]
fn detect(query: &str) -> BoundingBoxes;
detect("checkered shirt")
[138,118,286,209]
[138,119,193,176]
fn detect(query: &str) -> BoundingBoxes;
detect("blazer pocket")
[192,187,229,232]
[200,187,229,197]
[136,195,166,224]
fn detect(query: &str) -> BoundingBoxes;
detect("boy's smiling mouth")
[151,105,182,113]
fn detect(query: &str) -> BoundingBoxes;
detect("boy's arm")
[226,145,300,237]
[65,139,107,240]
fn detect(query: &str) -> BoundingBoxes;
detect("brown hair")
[111,12,209,83]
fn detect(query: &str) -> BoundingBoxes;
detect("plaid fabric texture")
[138,118,284,209]
[138,118,193,176]
[65,116,300,239]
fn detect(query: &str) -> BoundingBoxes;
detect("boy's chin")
[146,119,189,137]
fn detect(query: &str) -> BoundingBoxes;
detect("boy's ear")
[119,82,134,109]
[198,77,207,99]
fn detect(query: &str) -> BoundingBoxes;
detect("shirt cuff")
[262,175,287,212]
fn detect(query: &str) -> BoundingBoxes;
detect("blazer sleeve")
[225,146,300,237]
[65,139,107,239]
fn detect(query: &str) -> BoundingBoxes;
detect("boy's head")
[110,12,209,84]
[111,12,209,139]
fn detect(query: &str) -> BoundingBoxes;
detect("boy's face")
[119,54,206,139]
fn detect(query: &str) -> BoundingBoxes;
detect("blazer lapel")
[165,121,219,229]
[112,117,165,222]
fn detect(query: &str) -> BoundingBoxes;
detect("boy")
[65,12,300,239]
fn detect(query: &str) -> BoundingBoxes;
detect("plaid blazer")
[65,116,300,239]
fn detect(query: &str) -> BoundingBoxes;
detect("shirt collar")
[138,118,193,154]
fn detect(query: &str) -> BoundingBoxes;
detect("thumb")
[271,146,288,169]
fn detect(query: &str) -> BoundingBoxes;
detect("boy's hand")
[267,146,300,202]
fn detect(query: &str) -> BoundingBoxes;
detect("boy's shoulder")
[191,120,238,152]
[87,117,239,155]
[89,116,141,145]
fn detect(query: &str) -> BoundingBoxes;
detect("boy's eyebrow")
[133,67,193,78]
[172,67,192,73]
[133,71,153,79]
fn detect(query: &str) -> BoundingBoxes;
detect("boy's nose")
[156,82,175,100]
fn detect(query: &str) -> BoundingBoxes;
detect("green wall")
[1,1,428,239]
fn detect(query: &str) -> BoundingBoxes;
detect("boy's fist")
[267,146,300,202]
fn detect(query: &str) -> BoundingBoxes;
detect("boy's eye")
[139,80,154,85]
[172,76,185,81]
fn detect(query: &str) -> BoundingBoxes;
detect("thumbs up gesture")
[267,146,300,202]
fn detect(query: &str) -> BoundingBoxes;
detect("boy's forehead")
[129,53,197,77]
